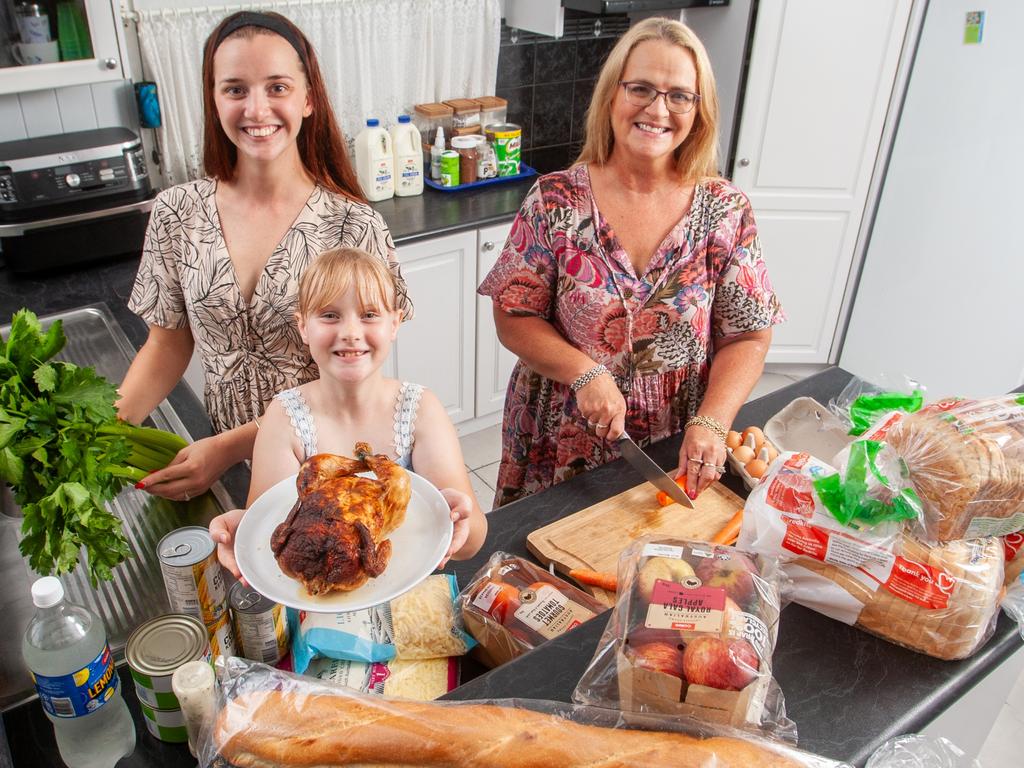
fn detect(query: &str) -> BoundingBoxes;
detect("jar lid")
[414,102,453,117]
[443,98,480,114]
[451,136,481,149]
[474,96,507,109]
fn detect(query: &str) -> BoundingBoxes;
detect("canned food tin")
[206,611,237,658]
[485,123,522,177]
[229,582,289,665]
[126,614,211,710]
[440,150,460,187]
[158,527,227,625]
[140,702,188,743]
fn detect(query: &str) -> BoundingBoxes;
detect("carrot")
[568,568,618,592]
[655,476,688,507]
[711,509,744,545]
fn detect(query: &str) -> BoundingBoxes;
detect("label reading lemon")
[31,644,118,718]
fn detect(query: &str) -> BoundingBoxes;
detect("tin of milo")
[485,123,522,176]
[229,582,289,665]
[126,614,211,710]
[158,527,227,625]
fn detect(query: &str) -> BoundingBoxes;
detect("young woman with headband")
[117,11,409,502]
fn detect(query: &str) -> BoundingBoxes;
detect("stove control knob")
[65,173,81,188]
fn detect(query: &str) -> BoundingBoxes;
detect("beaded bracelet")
[685,415,728,442]
[570,364,610,393]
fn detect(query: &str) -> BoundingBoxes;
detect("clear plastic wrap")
[828,374,925,435]
[865,734,981,768]
[1004,532,1024,585]
[289,574,474,673]
[1002,566,1024,641]
[458,551,607,668]
[861,396,1024,541]
[572,536,794,742]
[740,452,1005,660]
[200,656,848,768]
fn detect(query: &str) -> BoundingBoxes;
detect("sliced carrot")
[655,476,688,507]
[568,568,618,592]
[711,509,744,545]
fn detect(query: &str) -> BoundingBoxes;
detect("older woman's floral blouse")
[478,164,784,507]
[128,178,405,434]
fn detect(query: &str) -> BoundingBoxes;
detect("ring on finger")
[687,456,704,465]
[183,490,191,501]
[595,422,609,430]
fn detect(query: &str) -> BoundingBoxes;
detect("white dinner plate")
[235,470,453,612]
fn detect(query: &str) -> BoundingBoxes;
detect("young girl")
[210,248,487,577]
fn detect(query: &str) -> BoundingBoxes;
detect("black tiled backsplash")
[496,16,627,175]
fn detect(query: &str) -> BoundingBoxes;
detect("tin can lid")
[158,526,215,567]
[229,581,275,614]
[126,614,209,677]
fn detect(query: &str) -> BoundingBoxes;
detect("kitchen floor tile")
[475,461,500,490]
[468,471,496,512]
[1006,665,1024,719]
[747,372,795,401]
[978,702,1021,767]
[459,425,502,470]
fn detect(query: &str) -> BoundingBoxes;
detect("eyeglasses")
[618,81,701,114]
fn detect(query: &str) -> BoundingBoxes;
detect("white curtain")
[136,0,501,185]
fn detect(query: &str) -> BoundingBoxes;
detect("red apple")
[694,552,759,609]
[681,636,759,691]
[630,641,685,679]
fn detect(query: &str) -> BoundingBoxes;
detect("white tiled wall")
[0,81,138,143]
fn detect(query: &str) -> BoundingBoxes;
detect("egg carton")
[725,430,779,490]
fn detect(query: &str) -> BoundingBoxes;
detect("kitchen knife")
[617,434,693,508]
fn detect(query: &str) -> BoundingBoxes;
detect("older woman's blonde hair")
[297,248,404,320]
[576,18,720,180]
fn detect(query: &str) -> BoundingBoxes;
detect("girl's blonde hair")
[576,17,720,181]
[298,248,403,318]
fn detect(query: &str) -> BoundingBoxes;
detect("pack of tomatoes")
[572,537,794,740]
[459,552,607,668]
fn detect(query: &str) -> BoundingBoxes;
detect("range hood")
[563,0,728,13]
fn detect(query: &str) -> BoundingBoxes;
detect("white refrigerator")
[839,1,1024,397]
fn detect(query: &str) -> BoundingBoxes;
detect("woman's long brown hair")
[201,12,365,202]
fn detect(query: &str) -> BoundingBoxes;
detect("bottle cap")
[397,115,411,123]
[366,118,380,127]
[32,577,64,608]
[433,126,445,146]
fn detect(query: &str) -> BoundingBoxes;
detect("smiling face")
[212,32,312,167]
[297,285,400,385]
[610,39,698,168]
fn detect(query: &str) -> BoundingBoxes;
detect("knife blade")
[617,434,693,508]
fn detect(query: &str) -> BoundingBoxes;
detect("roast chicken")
[271,443,411,595]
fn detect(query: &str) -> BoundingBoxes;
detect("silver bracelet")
[571,364,609,393]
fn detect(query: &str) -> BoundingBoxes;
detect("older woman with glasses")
[479,18,784,507]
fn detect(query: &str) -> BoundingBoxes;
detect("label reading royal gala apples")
[641,543,685,560]
[513,585,595,640]
[644,582,726,634]
[783,521,895,571]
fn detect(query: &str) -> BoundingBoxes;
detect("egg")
[732,445,755,464]
[725,431,742,450]
[741,426,765,453]
[745,458,769,479]
[760,444,779,463]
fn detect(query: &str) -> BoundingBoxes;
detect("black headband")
[213,12,308,67]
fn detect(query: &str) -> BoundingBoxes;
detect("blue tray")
[424,164,538,192]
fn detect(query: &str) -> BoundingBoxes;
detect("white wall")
[0,81,138,142]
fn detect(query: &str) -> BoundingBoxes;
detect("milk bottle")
[354,118,394,201]
[390,115,424,197]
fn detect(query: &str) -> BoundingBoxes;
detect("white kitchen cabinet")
[390,231,477,424]
[730,0,912,363]
[0,0,126,95]
[475,222,517,419]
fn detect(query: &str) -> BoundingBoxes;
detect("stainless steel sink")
[0,305,231,711]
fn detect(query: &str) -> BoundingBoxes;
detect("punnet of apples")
[573,536,793,739]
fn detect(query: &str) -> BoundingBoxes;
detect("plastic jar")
[413,102,453,146]
[475,96,508,130]
[451,135,480,185]
[445,98,482,130]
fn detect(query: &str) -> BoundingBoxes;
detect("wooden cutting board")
[526,481,743,606]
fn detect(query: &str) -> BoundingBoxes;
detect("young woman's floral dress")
[478,164,784,507]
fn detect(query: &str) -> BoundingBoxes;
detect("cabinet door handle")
[482,241,496,251]
[737,157,751,167]
[104,58,119,70]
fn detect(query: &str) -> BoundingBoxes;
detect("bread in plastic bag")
[459,551,607,668]
[827,374,925,435]
[201,656,847,768]
[572,536,794,742]
[290,574,474,673]
[861,396,1024,541]
[740,451,1005,660]
[1002,566,1024,641]
[1004,531,1024,585]
[865,734,980,768]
